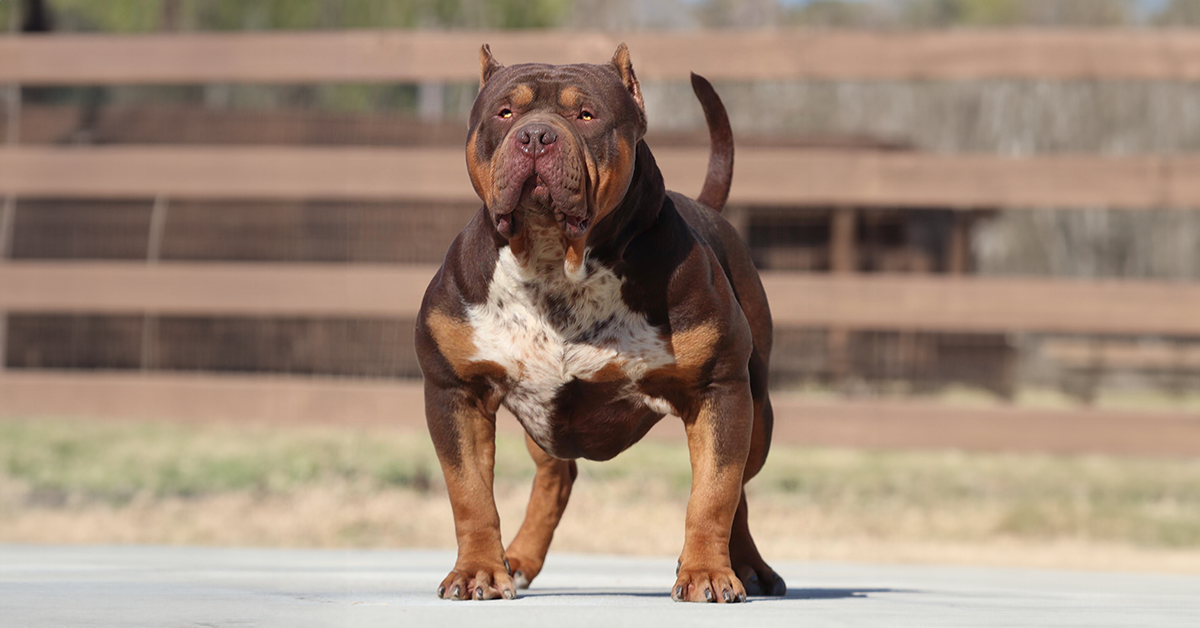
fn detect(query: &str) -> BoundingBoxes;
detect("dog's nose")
[516,123,557,157]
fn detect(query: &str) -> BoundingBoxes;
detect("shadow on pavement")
[785,588,902,600]
[516,588,905,602]
[520,590,665,599]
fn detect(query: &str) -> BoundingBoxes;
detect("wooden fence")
[5,30,1200,83]
[1,30,1198,454]
[4,146,1200,209]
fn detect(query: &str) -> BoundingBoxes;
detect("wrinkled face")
[465,45,647,266]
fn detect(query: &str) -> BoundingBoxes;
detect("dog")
[415,43,782,603]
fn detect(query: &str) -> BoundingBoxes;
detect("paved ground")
[1,546,1197,627]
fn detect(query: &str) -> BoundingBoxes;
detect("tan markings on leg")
[682,393,748,553]
[428,385,516,600]
[672,382,752,603]
[511,84,535,108]
[638,322,720,415]
[671,321,720,374]
[427,309,508,382]
[505,433,577,588]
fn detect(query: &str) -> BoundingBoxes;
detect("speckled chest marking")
[466,221,675,444]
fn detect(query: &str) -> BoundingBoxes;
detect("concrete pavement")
[1,545,1197,627]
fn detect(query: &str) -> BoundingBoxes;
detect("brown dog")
[415,43,782,603]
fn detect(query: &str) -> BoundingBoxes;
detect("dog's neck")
[586,140,666,266]
[513,206,578,279]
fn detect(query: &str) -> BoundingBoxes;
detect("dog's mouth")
[521,174,552,207]
[500,173,590,239]
[559,212,590,239]
[494,207,589,241]
[494,211,516,237]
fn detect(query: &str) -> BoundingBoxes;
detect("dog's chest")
[466,248,675,439]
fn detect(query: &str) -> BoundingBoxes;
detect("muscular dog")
[415,43,782,603]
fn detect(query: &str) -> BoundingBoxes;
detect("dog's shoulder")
[415,207,505,387]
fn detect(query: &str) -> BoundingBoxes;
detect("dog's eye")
[579,110,594,121]
[498,109,513,119]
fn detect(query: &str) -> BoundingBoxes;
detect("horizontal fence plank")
[1042,339,1200,370]
[762,273,1200,336]
[5,30,1200,84]
[0,262,432,318]
[4,146,1199,209]
[1,371,1196,456]
[766,395,1200,457]
[2,262,1199,336]
[0,146,473,203]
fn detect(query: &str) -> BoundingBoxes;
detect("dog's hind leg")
[504,433,578,589]
[729,350,787,596]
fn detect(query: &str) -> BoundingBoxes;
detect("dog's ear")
[480,44,503,88]
[610,43,645,114]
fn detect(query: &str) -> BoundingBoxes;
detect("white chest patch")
[466,226,676,443]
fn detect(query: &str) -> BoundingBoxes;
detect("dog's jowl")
[415,43,784,603]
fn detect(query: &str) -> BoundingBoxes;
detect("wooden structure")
[2,30,1199,454]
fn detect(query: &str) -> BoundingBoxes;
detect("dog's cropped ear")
[480,44,503,88]
[610,43,645,116]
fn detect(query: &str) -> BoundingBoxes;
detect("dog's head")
[465,44,646,271]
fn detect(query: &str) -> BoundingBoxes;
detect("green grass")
[2,419,1199,550]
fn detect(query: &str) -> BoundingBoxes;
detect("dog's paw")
[671,565,746,603]
[504,554,542,589]
[437,560,518,601]
[735,561,786,597]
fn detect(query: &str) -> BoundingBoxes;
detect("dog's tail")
[691,73,734,213]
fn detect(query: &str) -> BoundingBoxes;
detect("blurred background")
[1,0,1198,572]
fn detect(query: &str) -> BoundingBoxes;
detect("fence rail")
[4,262,1200,336]
[4,30,1200,84]
[4,146,1199,209]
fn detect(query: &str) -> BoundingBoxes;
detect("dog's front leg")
[426,380,517,601]
[672,376,753,603]
[505,433,577,589]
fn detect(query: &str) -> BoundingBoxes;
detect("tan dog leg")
[729,395,787,596]
[427,383,517,601]
[504,434,578,588]
[729,492,786,596]
[672,379,753,604]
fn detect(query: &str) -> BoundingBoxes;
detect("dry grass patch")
[2,419,1198,573]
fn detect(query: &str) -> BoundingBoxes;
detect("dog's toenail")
[438,585,445,597]
[723,589,732,603]
[475,586,484,599]
[704,588,714,602]
[737,592,747,602]
[504,589,516,600]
